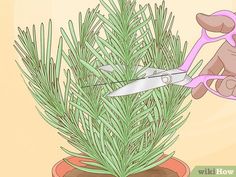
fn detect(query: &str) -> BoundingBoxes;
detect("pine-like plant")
[15,0,202,177]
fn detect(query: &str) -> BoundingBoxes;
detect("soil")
[64,166,178,177]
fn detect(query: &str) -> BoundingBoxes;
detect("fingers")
[196,13,235,33]
[215,70,231,89]
[215,70,236,97]
[192,55,223,99]
[233,34,236,42]
[192,12,236,99]
[216,76,236,97]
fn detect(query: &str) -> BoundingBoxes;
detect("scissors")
[99,10,236,100]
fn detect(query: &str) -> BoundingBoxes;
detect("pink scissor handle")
[186,75,236,100]
[201,10,236,46]
[179,10,236,72]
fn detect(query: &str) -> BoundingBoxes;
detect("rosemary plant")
[15,0,202,177]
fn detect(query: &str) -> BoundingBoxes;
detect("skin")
[192,13,236,99]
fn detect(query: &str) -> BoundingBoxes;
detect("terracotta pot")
[52,156,190,177]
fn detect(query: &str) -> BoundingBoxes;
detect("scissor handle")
[200,10,236,46]
[186,75,236,100]
[179,10,236,72]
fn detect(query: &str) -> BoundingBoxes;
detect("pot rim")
[160,155,190,177]
[52,155,190,177]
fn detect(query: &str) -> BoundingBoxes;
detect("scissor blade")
[108,70,187,97]
[108,77,167,97]
[100,65,165,77]
[174,75,192,86]
[99,65,114,72]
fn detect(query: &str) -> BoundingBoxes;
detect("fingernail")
[196,13,204,17]
[226,80,236,89]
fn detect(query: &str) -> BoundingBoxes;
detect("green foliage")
[15,0,202,177]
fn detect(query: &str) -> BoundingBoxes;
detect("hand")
[192,13,236,99]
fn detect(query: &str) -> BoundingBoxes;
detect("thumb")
[196,13,235,33]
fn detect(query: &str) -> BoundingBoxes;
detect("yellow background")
[1,0,236,176]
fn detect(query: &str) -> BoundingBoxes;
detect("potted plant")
[14,0,202,176]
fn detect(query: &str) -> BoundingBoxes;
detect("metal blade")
[100,65,165,77]
[99,65,114,72]
[108,70,186,97]
[108,77,166,97]
[174,75,192,86]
